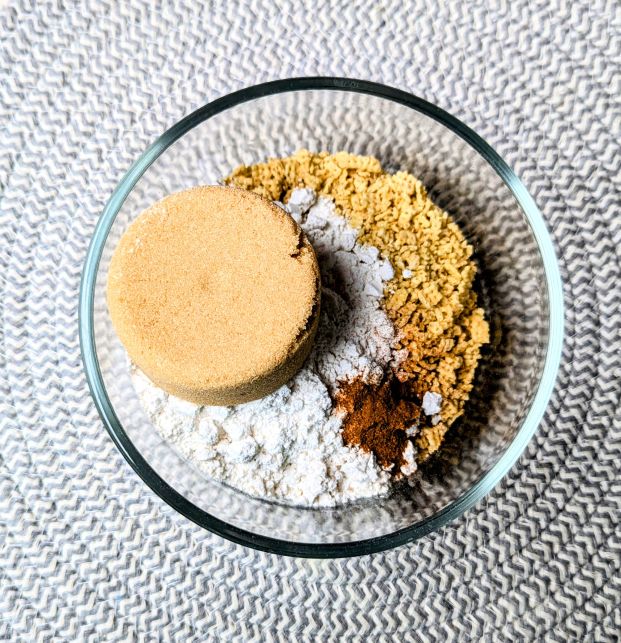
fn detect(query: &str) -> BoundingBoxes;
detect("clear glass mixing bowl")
[79,78,563,557]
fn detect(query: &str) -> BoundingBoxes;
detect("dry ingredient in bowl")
[132,151,490,508]
[133,190,402,506]
[107,186,321,406]
[227,151,490,461]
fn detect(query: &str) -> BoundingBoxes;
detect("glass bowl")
[79,78,563,557]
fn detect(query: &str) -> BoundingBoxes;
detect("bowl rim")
[79,77,564,558]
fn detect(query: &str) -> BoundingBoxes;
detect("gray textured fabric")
[1,0,619,640]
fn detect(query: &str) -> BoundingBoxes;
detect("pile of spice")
[132,152,489,508]
[227,151,489,462]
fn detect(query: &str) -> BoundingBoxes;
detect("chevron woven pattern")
[1,0,620,640]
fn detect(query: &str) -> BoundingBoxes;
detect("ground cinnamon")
[335,376,421,473]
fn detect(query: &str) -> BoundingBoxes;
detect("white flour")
[132,189,401,507]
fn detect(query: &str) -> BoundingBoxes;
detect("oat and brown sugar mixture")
[226,150,489,462]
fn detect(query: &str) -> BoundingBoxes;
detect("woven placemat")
[1,1,619,640]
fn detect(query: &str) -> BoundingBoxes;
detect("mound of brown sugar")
[107,185,321,405]
[226,151,489,461]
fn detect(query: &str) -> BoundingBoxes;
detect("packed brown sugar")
[227,150,489,465]
[107,185,321,405]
